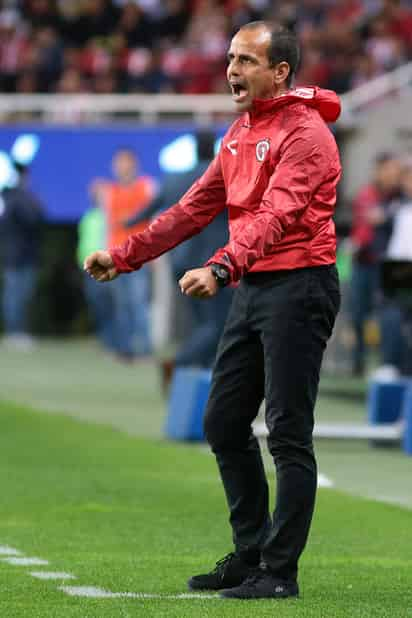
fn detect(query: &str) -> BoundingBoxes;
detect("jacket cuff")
[109,249,137,274]
[205,250,238,283]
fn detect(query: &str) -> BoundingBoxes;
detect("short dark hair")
[375,151,398,166]
[240,21,300,87]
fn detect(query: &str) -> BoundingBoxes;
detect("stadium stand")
[1,0,412,97]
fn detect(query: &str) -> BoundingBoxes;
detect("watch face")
[212,264,229,286]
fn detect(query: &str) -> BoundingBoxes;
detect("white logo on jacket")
[227,140,238,155]
[294,87,315,99]
[256,139,270,162]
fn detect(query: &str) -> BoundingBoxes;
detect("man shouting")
[85,21,341,601]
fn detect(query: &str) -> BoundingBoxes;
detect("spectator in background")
[350,152,402,375]
[126,130,233,390]
[0,161,44,349]
[227,0,263,33]
[116,2,153,48]
[177,0,228,93]
[387,159,412,262]
[379,158,412,377]
[45,66,88,123]
[158,0,190,43]
[91,148,155,361]
[365,14,405,73]
[77,198,114,352]
[22,0,61,31]
[68,0,120,46]
[34,26,64,90]
[126,48,171,93]
[382,0,412,55]
[0,9,29,93]
[350,51,381,89]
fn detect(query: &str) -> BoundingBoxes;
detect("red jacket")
[110,87,342,282]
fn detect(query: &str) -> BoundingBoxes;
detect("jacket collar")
[244,86,341,124]
[245,89,294,123]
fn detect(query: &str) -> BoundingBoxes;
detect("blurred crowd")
[2,134,412,382]
[0,131,233,390]
[1,0,412,97]
[77,132,232,387]
[349,152,412,378]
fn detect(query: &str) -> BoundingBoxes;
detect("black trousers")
[204,265,340,581]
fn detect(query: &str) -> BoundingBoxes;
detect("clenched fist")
[179,267,218,298]
[84,250,118,282]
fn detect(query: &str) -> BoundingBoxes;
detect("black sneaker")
[188,552,257,591]
[220,566,299,600]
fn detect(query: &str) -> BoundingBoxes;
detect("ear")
[273,61,290,86]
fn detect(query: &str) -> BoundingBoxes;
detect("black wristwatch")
[210,263,230,287]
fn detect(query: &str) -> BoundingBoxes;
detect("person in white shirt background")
[387,159,412,261]
[376,158,412,380]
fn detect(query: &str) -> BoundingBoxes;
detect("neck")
[119,176,135,185]
[247,85,292,119]
[272,84,289,98]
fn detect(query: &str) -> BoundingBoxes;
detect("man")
[85,21,341,600]
[0,161,43,349]
[380,158,412,376]
[350,152,401,375]
[91,149,155,359]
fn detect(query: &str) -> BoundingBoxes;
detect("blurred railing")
[0,93,236,124]
[342,60,412,114]
[1,61,412,124]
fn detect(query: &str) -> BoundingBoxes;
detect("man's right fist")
[84,250,118,282]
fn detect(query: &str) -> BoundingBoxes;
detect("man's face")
[376,158,401,194]
[113,152,137,183]
[227,27,284,112]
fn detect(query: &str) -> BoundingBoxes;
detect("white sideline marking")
[60,586,218,600]
[0,546,21,556]
[318,473,334,488]
[3,557,49,566]
[30,571,75,581]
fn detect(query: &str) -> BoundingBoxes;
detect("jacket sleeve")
[110,155,226,272]
[207,126,338,281]
[124,190,165,228]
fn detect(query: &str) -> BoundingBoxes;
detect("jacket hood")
[248,86,341,123]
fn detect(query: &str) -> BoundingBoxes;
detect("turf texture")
[0,400,411,617]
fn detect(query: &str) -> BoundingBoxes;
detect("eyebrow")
[227,52,258,63]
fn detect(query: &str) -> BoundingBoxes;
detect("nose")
[227,59,240,79]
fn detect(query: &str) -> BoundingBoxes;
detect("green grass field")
[1,398,412,617]
[1,339,412,616]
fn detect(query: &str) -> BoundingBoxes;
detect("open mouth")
[231,82,249,103]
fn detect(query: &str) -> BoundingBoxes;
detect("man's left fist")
[179,267,219,298]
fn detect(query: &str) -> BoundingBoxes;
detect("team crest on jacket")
[256,139,270,162]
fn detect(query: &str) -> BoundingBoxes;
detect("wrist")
[210,263,230,287]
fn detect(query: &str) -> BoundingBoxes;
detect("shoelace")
[212,552,236,580]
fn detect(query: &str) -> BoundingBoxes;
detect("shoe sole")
[220,588,299,600]
[187,578,220,592]
[188,579,243,592]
